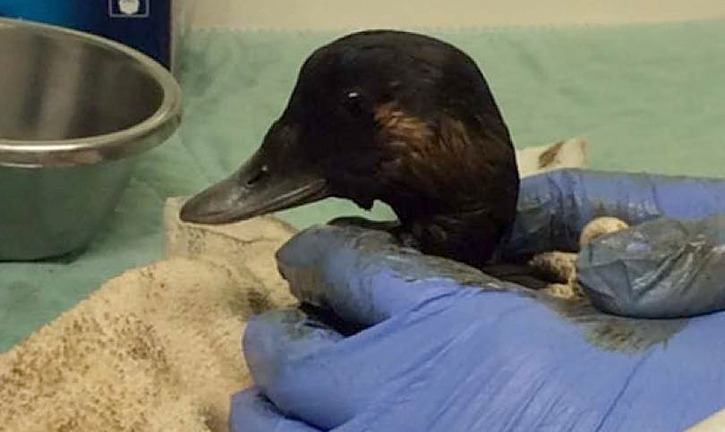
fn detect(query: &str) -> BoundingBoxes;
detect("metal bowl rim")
[0,17,182,168]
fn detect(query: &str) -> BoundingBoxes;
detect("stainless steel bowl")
[0,18,181,260]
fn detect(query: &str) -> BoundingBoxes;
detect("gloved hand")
[231,169,725,432]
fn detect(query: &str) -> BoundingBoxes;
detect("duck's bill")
[179,164,330,225]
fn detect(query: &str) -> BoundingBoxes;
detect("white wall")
[191,0,725,30]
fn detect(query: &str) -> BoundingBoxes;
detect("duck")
[180,30,521,272]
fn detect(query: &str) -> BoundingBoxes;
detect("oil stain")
[317,227,687,352]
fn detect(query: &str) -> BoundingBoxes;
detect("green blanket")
[2,19,724,352]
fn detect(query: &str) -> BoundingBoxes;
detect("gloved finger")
[229,388,320,432]
[276,224,505,327]
[243,308,345,413]
[578,214,725,318]
[503,168,725,258]
[243,308,357,429]
[243,286,535,430]
[250,229,544,430]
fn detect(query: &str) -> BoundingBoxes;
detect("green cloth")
[2,19,725,352]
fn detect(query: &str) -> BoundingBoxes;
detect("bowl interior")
[0,24,165,142]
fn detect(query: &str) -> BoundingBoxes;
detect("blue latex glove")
[231,169,725,432]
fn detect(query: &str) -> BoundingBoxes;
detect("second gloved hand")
[232,224,725,432]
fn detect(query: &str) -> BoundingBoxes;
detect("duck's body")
[181,30,520,269]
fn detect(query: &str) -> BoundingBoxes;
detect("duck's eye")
[342,90,367,117]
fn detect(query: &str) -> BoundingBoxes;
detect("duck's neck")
[393,204,510,268]
[371,110,520,267]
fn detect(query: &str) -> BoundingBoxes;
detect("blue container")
[0,0,187,70]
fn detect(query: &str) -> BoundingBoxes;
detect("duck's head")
[180,30,519,256]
